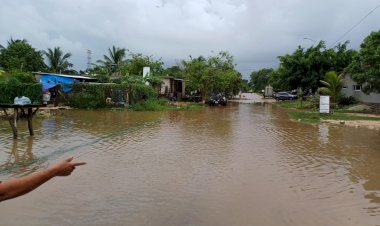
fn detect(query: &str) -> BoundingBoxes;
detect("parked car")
[207,93,227,106]
[274,92,298,100]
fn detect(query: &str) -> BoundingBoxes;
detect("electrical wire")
[330,3,380,48]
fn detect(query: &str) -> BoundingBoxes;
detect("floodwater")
[1,96,380,226]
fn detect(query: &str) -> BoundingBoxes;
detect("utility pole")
[87,49,92,71]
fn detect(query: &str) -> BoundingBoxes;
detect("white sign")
[319,95,330,113]
[143,67,150,85]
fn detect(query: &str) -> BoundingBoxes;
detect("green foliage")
[289,111,380,124]
[67,82,157,109]
[96,46,127,73]
[338,95,357,106]
[0,70,37,84]
[347,30,380,94]
[249,68,274,91]
[0,79,42,104]
[164,65,183,78]
[276,41,356,91]
[128,83,158,105]
[240,79,250,92]
[122,53,165,76]
[94,73,111,83]
[67,89,105,109]
[129,98,165,111]
[44,47,73,73]
[67,83,128,109]
[0,39,45,72]
[129,98,202,111]
[275,98,317,110]
[182,51,242,100]
[319,71,343,103]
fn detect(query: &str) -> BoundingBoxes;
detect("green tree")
[0,38,45,72]
[164,65,183,78]
[249,68,274,92]
[277,41,355,91]
[182,55,208,99]
[319,71,343,103]
[347,30,380,94]
[182,51,242,100]
[122,53,164,76]
[97,46,127,73]
[44,47,73,73]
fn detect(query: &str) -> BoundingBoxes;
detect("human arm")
[0,156,86,202]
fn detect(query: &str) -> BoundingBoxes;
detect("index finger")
[71,162,86,167]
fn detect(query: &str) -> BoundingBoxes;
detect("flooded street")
[1,96,380,226]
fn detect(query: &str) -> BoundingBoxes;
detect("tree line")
[0,39,244,100]
[249,30,380,96]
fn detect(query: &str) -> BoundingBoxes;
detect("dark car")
[274,92,297,100]
[207,93,227,106]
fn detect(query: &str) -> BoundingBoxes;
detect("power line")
[330,3,380,48]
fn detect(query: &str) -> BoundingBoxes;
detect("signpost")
[319,95,330,114]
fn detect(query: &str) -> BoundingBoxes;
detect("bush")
[130,98,165,111]
[10,70,36,84]
[67,89,105,108]
[0,78,42,104]
[67,82,159,109]
[338,95,357,106]
[67,83,129,109]
[129,83,157,105]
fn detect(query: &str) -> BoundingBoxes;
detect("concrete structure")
[160,77,185,101]
[341,74,380,104]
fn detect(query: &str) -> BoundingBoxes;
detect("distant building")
[160,76,185,101]
[34,72,97,93]
[341,74,380,104]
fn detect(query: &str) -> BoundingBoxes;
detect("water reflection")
[318,124,329,144]
[270,106,380,218]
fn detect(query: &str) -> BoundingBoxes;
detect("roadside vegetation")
[288,111,380,124]
[249,30,380,99]
[0,38,246,110]
[248,30,380,124]
[275,96,380,124]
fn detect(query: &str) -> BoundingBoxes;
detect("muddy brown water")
[0,100,379,226]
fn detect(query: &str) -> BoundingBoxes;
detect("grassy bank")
[275,99,380,124]
[288,111,380,124]
[129,99,203,111]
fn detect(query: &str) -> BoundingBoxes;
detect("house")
[34,72,97,93]
[160,76,185,101]
[341,74,380,104]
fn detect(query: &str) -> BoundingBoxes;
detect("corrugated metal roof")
[34,72,96,80]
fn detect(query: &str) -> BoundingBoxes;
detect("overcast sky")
[1,0,379,78]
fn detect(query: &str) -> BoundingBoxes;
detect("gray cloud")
[1,0,379,78]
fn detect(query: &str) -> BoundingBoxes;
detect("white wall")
[342,75,380,104]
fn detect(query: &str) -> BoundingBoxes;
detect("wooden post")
[3,108,18,139]
[27,107,34,136]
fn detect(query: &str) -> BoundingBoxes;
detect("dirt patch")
[322,119,380,130]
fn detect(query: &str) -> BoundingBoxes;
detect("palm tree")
[44,47,73,73]
[7,38,28,45]
[319,71,343,103]
[97,46,127,72]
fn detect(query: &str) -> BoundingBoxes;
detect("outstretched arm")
[0,156,86,202]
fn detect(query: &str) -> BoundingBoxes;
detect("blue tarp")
[40,75,78,93]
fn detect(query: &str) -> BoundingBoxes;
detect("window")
[353,85,361,91]
[342,85,347,89]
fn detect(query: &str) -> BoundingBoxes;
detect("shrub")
[129,83,157,105]
[130,98,165,111]
[67,83,129,109]
[0,78,42,104]
[338,95,357,106]
[66,82,159,109]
